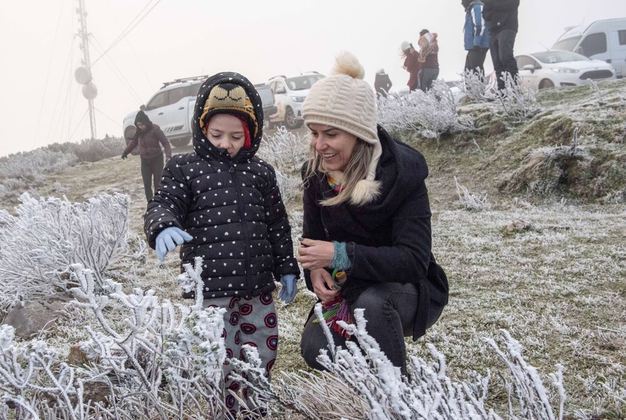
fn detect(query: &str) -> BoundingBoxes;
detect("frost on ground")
[0,79,624,418]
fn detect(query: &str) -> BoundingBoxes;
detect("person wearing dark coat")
[463,0,491,77]
[143,72,300,414]
[297,52,448,374]
[374,69,392,98]
[483,0,520,90]
[121,110,172,201]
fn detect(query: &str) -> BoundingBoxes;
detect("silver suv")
[122,76,204,148]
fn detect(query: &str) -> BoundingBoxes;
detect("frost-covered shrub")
[266,306,566,420]
[493,73,539,122]
[258,126,308,174]
[47,137,126,163]
[462,69,489,103]
[0,149,77,180]
[258,127,308,205]
[455,176,491,211]
[378,81,473,138]
[0,193,135,312]
[0,261,228,419]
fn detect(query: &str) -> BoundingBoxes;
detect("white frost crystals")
[377,81,473,139]
[0,192,138,312]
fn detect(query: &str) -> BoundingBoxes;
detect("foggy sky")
[1,0,624,157]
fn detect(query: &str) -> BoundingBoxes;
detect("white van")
[552,18,626,78]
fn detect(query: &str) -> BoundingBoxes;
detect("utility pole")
[75,0,97,140]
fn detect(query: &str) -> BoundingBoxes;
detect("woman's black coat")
[302,127,444,332]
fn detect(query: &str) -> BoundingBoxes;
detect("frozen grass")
[0,80,624,417]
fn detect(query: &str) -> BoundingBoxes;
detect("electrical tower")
[75,0,97,140]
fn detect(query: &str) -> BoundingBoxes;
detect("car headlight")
[554,68,578,74]
[290,96,305,103]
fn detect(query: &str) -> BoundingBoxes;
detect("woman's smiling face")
[308,123,358,172]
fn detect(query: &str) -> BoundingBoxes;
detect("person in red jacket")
[121,110,172,201]
[401,41,421,91]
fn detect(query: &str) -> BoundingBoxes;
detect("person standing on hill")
[417,29,440,91]
[121,110,172,201]
[463,0,491,78]
[374,68,393,98]
[401,41,420,92]
[483,0,519,90]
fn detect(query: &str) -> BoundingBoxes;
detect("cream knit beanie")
[303,51,382,205]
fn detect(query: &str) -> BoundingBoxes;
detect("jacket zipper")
[228,161,252,297]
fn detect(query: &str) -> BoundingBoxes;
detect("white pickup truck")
[122,76,204,148]
[123,76,277,148]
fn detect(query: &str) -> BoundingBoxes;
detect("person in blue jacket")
[463,0,491,78]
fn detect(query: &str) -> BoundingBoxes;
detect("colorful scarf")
[315,270,353,339]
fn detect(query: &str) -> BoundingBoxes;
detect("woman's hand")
[309,268,339,303]
[297,238,334,270]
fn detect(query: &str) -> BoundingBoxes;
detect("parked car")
[267,72,324,129]
[515,50,616,90]
[253,83,277,128]
[122,76,204,148]
[552,18,626,78]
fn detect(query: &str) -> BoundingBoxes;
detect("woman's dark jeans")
[141,154,164,201]
[300,282,443,374]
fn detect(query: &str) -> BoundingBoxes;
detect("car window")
[579,32,607,56]
[619,30,626,46]
[275,81,287,94]
[168,87,188,105]
[146,91,169,110]
[533,51,588,64]
[255,85,275,107]
[185,83,202,98]
[552,36,581,52]
[285,75,323,91]
[516,55,539,68]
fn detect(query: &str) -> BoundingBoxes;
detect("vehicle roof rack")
[161,75,208,88]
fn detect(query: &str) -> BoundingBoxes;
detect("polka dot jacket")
[144,72,300,300]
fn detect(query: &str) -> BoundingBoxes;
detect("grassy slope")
[3,80,624,417]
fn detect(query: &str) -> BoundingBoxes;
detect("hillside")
[0,80,624,418]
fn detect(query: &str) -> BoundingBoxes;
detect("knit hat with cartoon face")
[199,82,259,148]
[302,51,382,205]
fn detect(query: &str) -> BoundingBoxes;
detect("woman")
[121,110,172,201]
[298,52,448,374]
[400,41,420,91]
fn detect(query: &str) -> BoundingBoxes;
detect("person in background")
[374,68,393,98]
[483,0,520,90]
[463,0,491,78]
[417,29,440,91]
[143,72,300,417]
[298,52,448,375]
[121,110,172,201]
[401,41,420,92]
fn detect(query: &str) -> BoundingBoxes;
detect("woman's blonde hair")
[302,137,377,207]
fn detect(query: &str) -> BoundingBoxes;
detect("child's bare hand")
[310,269,339,303]
[297,238,334,270]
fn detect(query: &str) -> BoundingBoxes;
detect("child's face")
[203,114,245,158]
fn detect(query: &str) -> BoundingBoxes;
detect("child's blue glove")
[279,274,298,304]
[155,227,193,262]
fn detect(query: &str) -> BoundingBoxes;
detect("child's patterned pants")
[204,291,278,416]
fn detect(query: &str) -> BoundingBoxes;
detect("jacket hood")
[365,126,428,216]
[192,72,264,162]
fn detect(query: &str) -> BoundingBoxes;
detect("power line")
[94,106,119,125]
[90,36,144,103]
[68,108,89,142]
[92,0,161,66]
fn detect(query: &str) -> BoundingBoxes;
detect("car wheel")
[284,107,298,129]
[538,79,555,89]
[170,137,190,148]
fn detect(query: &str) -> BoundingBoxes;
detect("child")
[143,72,300,414]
